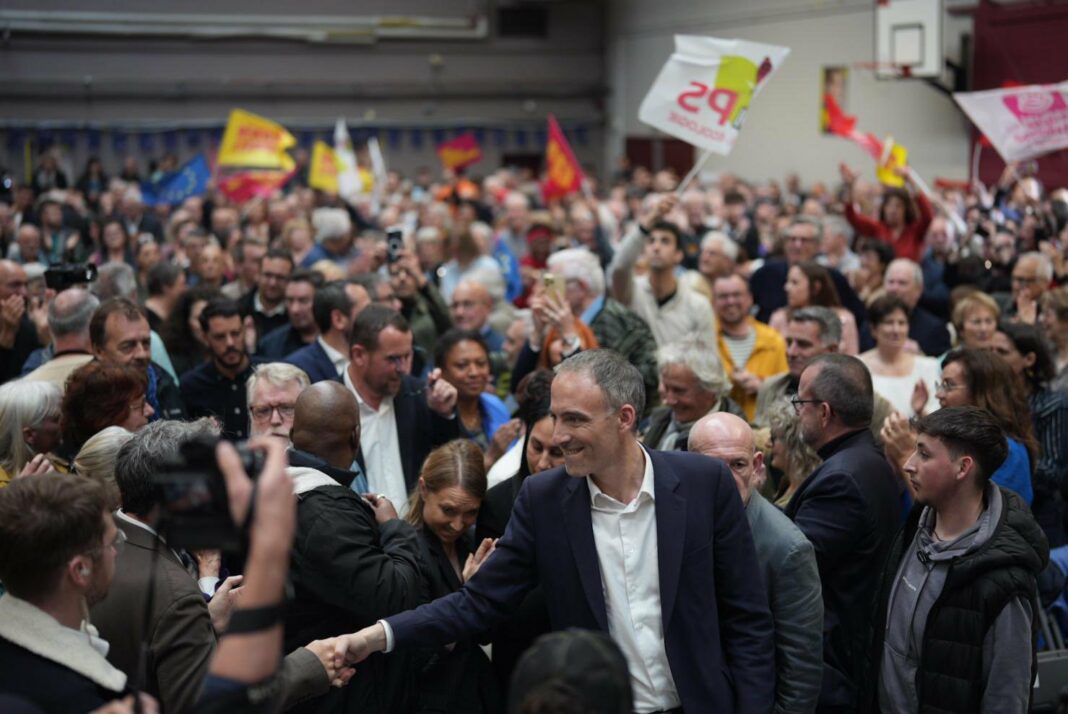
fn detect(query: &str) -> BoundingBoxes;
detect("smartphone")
[386,227,404,263]
[542,272,564,302]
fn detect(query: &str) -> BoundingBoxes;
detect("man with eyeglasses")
[237,248,295,352]
[749,216,868,333]
[247,362,310,442]
[343,305,458,517]
[784,354,901,713]
[1007,251,1053,323]
[0,474,155,712]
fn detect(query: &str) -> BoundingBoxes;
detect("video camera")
[44,263,97,292]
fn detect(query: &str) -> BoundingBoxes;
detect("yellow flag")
[217,109,296,171]
[308,141,340,194]
[876,137,908,187]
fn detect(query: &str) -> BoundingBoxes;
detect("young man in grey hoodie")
[865,406,1049,714]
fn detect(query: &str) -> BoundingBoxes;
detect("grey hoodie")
[877,485,1034,713]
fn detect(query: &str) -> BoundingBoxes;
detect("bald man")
[450,279,504,351]
[284,381,425,714]
[23,287,99,392]
[690,413,823,714]
[0,259,42,383]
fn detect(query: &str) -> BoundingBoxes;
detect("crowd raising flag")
[436,133,483,171]
[216,109,297,201]
[542,114,584,201]
[140,153,210,206]
[954,82,1068,163]
[639,36,789,156]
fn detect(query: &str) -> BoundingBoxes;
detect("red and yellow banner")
[542,114,584,201]
[217,168,295,203]
[217,109,296,171]
[436,133,483,170]
[308,140,340,194]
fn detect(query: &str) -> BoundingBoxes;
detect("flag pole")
[676,150,711,195]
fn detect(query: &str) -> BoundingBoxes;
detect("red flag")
[217,168,295,203]
[542,115,584,201]
[436,134,482,170]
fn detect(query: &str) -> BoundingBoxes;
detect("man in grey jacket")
[690,412,823,714]
[866,406,1049,714]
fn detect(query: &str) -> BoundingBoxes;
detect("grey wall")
[606,0,975,186]
[0,0,606,178]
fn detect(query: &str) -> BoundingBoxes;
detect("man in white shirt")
[333,349,775,713]
[343,305,459,513]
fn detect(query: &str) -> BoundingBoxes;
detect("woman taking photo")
[768,260,859,354]
[477,370,559,695]
[405,439,501,714]
[859,294,940,418]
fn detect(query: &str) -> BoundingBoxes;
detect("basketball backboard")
[875,0,943,79]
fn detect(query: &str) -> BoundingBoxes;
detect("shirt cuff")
[378,619,395,653]
[198,576,220,597]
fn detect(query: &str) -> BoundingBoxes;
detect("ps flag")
[954,82,1068,162]
[542,115,584,201]
[141,154,210,206]
[639,36,789,156]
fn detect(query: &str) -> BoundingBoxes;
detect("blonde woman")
[765,400,822,509]
[0,380,63,486]
[950,289,1000,350]
[72,426,133,510]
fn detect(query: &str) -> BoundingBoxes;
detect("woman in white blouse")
[859,294,940,418]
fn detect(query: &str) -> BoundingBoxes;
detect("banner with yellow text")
[308,141,340,194]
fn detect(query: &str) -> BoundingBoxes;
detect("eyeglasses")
[790,396,823,413]
[934,380,962,393]
[249,403,297,421]
[1011,275,1042,285]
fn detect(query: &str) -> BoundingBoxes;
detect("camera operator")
[90,418,347,713]
[0,474,159,713]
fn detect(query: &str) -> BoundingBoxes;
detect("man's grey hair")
[48,288,100,338]
[887,258,924,289]
[246,362,310,406]
[555,349,645,426]
[806,354,873,428]
[460,269,505,305]
[114,417,221,517]
[789,215,825,241]
[822,215,854,245]
[1018,251,1054,283]
[700,230,739,262]
[92,263,138,301]
[656,336,731,395]
[547,248,605,298]
[790,306,843,347]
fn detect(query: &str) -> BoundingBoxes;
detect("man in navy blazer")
[285,280,369,383]
[333,349,775,713]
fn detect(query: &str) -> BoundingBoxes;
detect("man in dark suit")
[883,258,951,356]
[785,354,901,713]
[285,280,368,383]
[237,248,294,349]
[690,412,824,714]
[342,305,459,511]
[749,217,869,343]
[334,349,775,713]
[91,418,333,714]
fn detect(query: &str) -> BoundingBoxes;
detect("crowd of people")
[0,147,1066,714]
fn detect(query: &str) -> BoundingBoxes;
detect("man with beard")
[0,475,146,711]
[785,354,900,713]
[181,297,263,440]
[90,298,185,420]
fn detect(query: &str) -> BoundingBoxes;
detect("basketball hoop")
[852,61,914,80]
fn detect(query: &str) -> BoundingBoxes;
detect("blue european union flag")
[141,154,210,206]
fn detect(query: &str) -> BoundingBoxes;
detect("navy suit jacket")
[284,341,339,384]
[908,305,951,357]
[388,449,775,713]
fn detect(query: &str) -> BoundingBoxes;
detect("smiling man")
[332,349,775,713]
[864,406,1048,714]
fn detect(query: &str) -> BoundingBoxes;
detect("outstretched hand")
[462,538,497,583]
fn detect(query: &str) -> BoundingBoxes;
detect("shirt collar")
[587,445,655,509]
[344,366,392,413]
[253,292,286,317]
[115,509,158,538]
[580,294,606,325]
[317,336,347,373]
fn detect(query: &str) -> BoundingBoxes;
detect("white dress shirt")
[587,447,680,713]
[317,335,347,376]
[343,367,409,516]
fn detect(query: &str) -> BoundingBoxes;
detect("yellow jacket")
[717,319,789,421]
